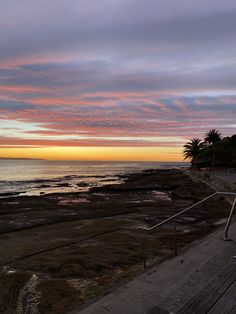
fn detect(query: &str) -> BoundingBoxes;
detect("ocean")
[0,160,189,197]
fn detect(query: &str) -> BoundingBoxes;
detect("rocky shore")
[0,169,230,313]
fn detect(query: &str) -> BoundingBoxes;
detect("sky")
[0,0,236,161]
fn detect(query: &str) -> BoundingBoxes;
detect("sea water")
[0,160,189,197]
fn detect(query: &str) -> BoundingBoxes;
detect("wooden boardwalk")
[148,245,236,313]
[73,220,236,314]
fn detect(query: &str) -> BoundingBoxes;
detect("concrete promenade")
[73,219,236,314]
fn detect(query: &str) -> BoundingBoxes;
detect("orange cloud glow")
[0,146,183,162]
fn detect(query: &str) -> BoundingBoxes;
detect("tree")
[183,138,204,166]
[204,129,221,146]
[204,129,221,171]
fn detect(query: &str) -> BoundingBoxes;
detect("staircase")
[72,220,236,314]
[72,193,236,314]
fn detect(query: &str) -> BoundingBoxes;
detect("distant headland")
[0,157,45,160]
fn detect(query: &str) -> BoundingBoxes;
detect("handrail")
[137,192,236,240]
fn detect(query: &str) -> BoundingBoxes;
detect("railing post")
[224,196,236,240]
[173,219,177,257]
[138,232,147,269]
[137,192,236,259]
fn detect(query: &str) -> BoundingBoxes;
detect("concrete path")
[73,220,236,314]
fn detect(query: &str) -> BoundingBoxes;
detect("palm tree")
[183,138,204,166]
[204,129,221,171]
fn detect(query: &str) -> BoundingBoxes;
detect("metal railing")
[137,192,236,262]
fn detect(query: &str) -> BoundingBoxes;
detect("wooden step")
[74,221,236,314]
[147,244,236,313]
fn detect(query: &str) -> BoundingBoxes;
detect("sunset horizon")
[0,146,183,162]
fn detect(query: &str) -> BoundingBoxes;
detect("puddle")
[183,217,196,222]
[80,239,104,247]
[63,212,77,216]
[74,225,83,230]
[2,202,19,205]
[58,198,90,205]
[214,218,227,226]
[152,191,172,201]
[130,201,142,204]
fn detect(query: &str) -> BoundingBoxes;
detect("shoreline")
[0,168,231,313]
[0,161,190,199]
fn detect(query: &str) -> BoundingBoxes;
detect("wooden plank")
[207,280,236,314]
[147,247,236,314]
[177,261,236,313]
[147,306,169,314]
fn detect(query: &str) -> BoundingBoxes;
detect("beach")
[0,168,230,313]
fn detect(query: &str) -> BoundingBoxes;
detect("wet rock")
[77,182,88,187]
[39,184,51,188]
[56,183,70,187]
[0,192,20,197]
